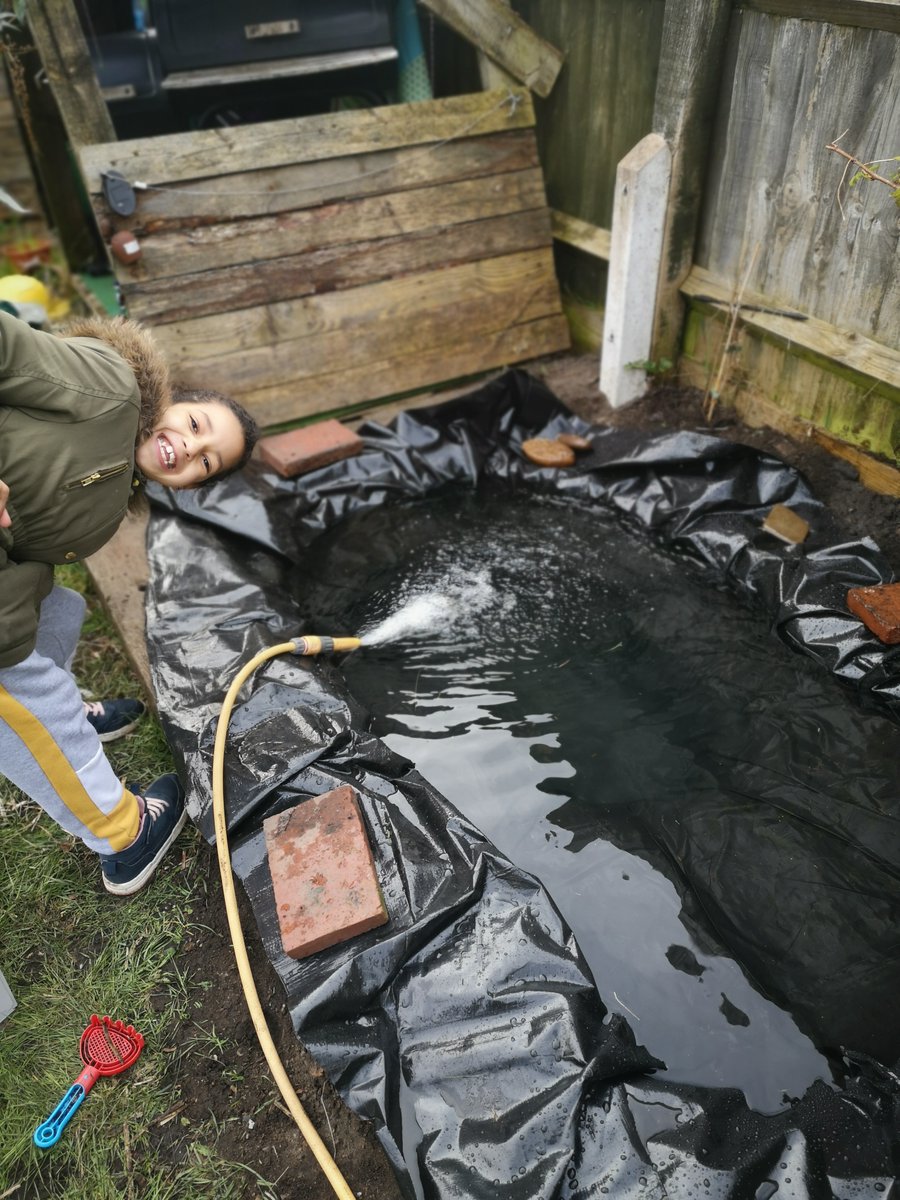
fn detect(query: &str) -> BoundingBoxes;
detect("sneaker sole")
[103,808,188,897]
[96,718,143,743]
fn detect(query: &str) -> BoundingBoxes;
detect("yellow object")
[213,635,362,1200]
[0,273,49,308]
[291,635,362,656]
[0,273,70,321]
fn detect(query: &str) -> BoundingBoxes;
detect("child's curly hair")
[170,386,260,482]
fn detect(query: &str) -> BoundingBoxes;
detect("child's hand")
[0,479,11,528]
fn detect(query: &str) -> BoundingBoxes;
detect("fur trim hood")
[58,315,172,444]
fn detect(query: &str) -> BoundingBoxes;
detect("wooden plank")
[160,46,397,89]
[742,0,900,34]
[24,0,115,146]
[153,249,562,392]
[651,0,733,362]
[100,130,539,228]
[477,0,519,90]
[419,0,564,98]
[231,315,570,426]
[0,17,104,268]
[681,303,900,457]
[118,168,547,281]
[122,209,552,323]
[551,210,611,260]
[78,88,534,190]
[810,429,900,497]
[681,332,900,491]
[683,266,900,389]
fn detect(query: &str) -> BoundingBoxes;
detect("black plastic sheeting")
[145,371,900,1198]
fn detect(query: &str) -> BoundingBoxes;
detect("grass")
[0,564,281,1199]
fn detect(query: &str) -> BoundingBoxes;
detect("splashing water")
[360,567,501,645]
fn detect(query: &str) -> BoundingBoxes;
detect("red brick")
[846,583,900,644]
[263,786,387,959]
[257,420,363,479]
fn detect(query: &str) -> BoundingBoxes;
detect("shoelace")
[144,796,168,823]
[83,700,105,718]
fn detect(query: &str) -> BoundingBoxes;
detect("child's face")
[134,400,245,488]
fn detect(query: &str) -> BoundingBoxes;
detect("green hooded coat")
[0,310,170,668]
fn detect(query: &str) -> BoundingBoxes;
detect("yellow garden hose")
[211,635,362,1200]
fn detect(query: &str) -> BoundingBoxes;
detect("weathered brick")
[263,786,387,960]
[257,419,363,479]
[846,583,900,644]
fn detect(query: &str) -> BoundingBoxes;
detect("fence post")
[651,0,734,364]
[24,0,115,147]
[600,134,672,408]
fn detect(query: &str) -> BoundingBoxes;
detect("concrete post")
[600,134,672,408]
[0,967,15,1024]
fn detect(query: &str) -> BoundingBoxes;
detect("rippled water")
[293,487,900,1113]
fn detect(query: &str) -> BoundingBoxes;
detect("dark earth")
[157,365,898,1199]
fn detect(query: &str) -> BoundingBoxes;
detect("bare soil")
[160,366,896,1199]
[557,368,899,569]
[155,837,405,1200]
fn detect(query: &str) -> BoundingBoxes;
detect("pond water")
[293,487,900,1114]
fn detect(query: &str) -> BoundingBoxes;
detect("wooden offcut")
[78,88,568,427]
[419,0,565,98]
[551,211,611,262]
[762,504,810,545]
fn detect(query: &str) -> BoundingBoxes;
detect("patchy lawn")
[0,564,401,1200]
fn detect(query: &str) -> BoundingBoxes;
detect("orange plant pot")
[4,238,52,272]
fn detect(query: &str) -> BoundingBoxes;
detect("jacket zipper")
[64,462,130,490]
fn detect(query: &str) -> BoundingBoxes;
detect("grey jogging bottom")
[0,585,140,854]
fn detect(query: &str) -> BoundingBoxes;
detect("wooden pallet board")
[79,89,568,424]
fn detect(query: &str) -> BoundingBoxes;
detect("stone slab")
[257,419,364,479]
[0,967,15,1024]
[264,785,387,960]
[847,583,900,644]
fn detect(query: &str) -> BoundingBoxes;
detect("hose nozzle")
[291,635,362,656]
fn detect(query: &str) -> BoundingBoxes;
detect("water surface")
[293,488,900,1112]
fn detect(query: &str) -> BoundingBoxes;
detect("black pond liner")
[145,371,900,1199]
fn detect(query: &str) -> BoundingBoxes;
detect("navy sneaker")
[84,697,146,743]
[100,774,187,896]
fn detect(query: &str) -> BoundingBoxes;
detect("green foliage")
[624,357,673,376]
[847,155,900,208]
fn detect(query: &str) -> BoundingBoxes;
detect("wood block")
[762,504,809,545]
[264,786,387,960]
[257,420,363,478]
[846,583,900,644]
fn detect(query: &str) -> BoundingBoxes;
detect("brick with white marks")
[264,786,387,960]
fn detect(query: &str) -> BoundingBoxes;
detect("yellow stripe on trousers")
[0,684,139,852]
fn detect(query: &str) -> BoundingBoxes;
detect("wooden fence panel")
[698,10,900,344]
[78,89,568,425]
[513,0,666,345]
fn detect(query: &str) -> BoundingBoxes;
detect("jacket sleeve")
[0,309,133,416]
[0,548,53,668]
